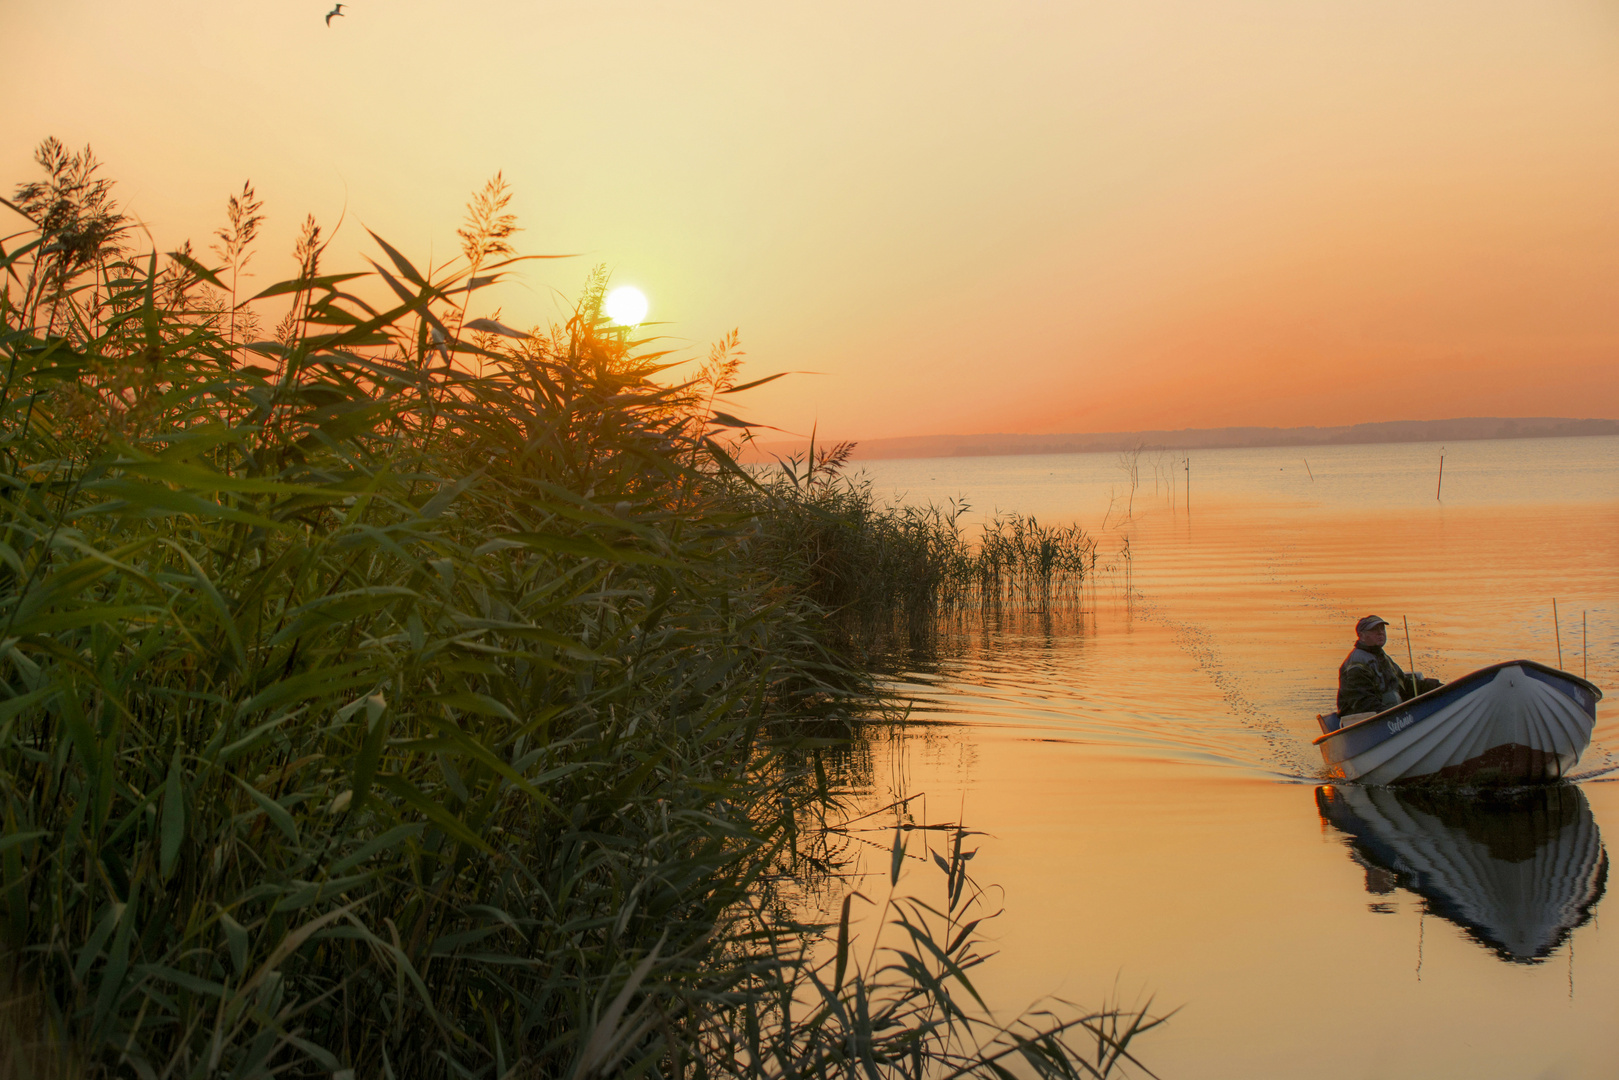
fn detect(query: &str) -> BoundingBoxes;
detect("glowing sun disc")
[605,286,648,326]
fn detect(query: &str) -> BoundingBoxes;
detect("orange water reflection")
[825,438,1619,1078]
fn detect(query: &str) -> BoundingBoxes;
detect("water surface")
[825,436,1619,1079]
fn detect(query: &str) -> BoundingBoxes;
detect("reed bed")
[0,142,1157,1079]
[741,451,1096,657]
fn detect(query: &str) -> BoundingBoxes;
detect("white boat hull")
[1315,661,1601,786]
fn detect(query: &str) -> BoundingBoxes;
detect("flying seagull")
[325,3,345,25]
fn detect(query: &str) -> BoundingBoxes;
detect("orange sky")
[6,0,1619,441]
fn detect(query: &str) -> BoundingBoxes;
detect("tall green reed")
[0,141,1158,1079]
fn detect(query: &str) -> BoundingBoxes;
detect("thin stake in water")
[1403,615,1419,698]
[1303,458,1314,481]
[1553,597,1563,669]
[1436,447,1445,501]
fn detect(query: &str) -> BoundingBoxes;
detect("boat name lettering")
[1386,713,1415,735]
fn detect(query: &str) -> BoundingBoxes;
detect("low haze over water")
[823,436,1619,1078]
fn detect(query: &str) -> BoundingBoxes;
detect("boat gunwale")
[1311,659,1602,748]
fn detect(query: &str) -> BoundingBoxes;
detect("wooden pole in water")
[1436,448,1444,501]
[1184,456,1190,510]
[1303,458,1314,481]
[1553,597,1563,669]
[1403,615,1419,698]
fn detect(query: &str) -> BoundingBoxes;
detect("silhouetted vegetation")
[738,442,1095,659]
[0,140,1152,1078]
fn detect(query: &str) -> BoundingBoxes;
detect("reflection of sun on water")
[604,286,648,326]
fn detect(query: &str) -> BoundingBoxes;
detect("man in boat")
[1337,615,1442,717]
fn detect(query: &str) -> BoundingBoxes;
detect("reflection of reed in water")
[1316,784,1608,964]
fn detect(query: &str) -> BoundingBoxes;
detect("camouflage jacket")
[1336,644,1412,716]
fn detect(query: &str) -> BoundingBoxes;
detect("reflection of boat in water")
[1316,784,1607,964]
[1313,660,1602,784]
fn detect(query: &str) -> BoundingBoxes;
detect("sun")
[604,286,648,327]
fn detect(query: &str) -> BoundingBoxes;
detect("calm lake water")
[823,436,1619,1079]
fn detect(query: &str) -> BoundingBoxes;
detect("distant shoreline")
[742,416,1619,463]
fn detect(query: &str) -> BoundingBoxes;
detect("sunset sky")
[6,0,1619,442]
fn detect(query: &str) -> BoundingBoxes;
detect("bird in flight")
[325,3,345,25]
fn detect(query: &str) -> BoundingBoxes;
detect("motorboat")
[1316,783,1607,963]
[1314,660,1601,785]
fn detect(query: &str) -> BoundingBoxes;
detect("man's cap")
[1356,615,1388,634]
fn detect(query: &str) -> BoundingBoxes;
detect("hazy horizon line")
[739,415,1619,463]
